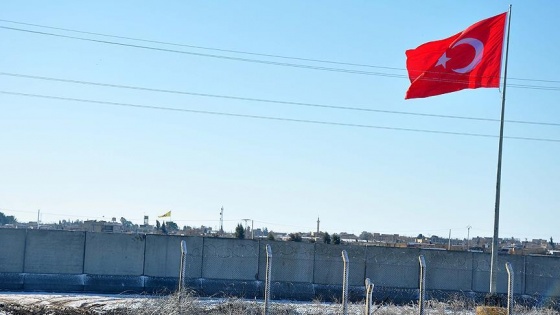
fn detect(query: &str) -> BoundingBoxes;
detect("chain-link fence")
[174,237,560,313]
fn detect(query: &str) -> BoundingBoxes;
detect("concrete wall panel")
[83,274,144,293]
[84,232,145,276]
[313,244,366,286]
[202,238,258,281]
[365,246,419,289]
[499,255,525,295]
[421,250,472,291]
[258,241,315,283]
[471,252,491,292]
[24,273,84,292]
[24,230,85,274]
[472,253,524,294]
[144,235,203,278]
[525,255,560,297]
[0,273,24,290]
[0,228,26,273]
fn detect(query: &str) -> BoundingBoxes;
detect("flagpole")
[489,4,512,296]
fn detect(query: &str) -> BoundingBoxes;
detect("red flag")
[405,12,507,99]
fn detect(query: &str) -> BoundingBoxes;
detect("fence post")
[342,250,350,315]
[179,240,188,292]
[418,255,426,315]
[506,262,514,315]
[264,244,272,315]
[365,278,374,315]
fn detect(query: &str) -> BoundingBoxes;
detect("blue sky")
[1,1,559,242]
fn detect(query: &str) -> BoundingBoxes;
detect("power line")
[2,19,560,85]
[2,90,559,143]
[0,19,403,72]
[2,71,559,127]
[2,25,560,91]
[0,26,406,78]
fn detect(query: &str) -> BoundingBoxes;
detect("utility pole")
[37,209,40,229]
[448,229,451,250]
[219,206,224,236]
[467,225,472,251]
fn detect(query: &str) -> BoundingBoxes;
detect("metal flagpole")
[489,4,512,295]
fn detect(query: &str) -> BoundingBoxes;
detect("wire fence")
[177,240,538,315]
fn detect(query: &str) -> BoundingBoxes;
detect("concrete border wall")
[257,241,315,300]
[201,237,258,281]
[313,243,366,286]
[258,241,314,283]
[365,246,419,289]
[24,230,85,274]
[0,229,26,273]
[83,232,145,276]
[1,228,560,301]
[525,255,560,295]
[471,251,491,292]
[144,235,203,278]
[421,249,472,291]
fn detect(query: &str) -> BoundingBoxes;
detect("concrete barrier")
[0,228,26,273]
[258,241,314,283]
[1,228,560,302]
[258,241,315,300]
[498,254,525,295]
[201,237,259,281]
[144,235,203,278]
[472,253,525,294]
[24,230,85,274]
[365,246,419,289]
[472,252,492,293]
[23,274,84,292]
[421,249,472,291]
[525,255,560,297]
[83,232,145,276]
[313,243,366,286]
[84,274,144,293]
[0,273,24,290]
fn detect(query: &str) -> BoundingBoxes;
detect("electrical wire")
[0,19,402,71]
[2,72,560,127]
[2,90,559,143]
[0,26,405,78]
[2,19,560,85]
[2,25,560,91]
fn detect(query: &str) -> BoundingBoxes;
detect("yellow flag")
[158,211,171,218]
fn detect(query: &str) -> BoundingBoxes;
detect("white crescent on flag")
[451,38,484,74]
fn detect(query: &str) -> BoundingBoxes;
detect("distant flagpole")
[489,4,512,294]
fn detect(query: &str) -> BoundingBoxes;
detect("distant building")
[83,220,122,233]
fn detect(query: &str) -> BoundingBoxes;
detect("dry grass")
[1,291,559,314]
[116,292,560,315]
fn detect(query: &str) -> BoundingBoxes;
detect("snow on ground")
[0,292,473,314]
[0,292,557,314]
[0,292,142,307]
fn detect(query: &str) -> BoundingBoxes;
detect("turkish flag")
[405,12,507,99]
